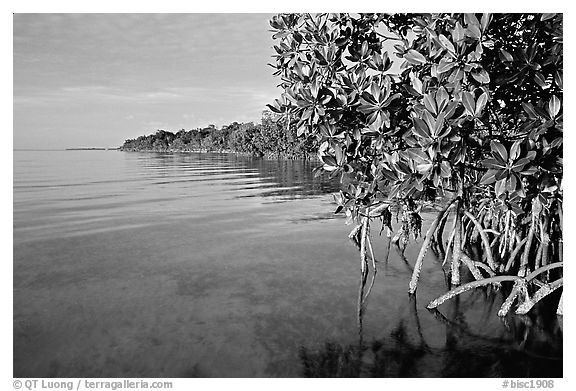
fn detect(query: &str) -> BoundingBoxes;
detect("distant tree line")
[120,111,317,159]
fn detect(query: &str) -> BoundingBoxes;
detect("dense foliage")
[268,13,562,316]
[120,111,317,159]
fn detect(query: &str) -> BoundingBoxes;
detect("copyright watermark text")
[13,379,173,391]
[502,380,555,389]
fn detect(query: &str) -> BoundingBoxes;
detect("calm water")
[13,150,562,377]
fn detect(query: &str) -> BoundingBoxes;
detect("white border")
[6,2,573,389]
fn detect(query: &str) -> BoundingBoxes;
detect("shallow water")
[13,150,562,377]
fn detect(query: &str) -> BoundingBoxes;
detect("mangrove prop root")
[498,279,527,317]
[363,267,377,303]
[557,200,563,230]
[490,235,499,249]
[471,208,486,243]
[460,252,484,281]
[391,230,402,246]
[474,261,496,277]
[443,230,455,266]
[508,219,517,256]
[435,208,449,254]
[462,218,474,248]
[360,217,369,276]
[408,199,457,294]
[450,200,463,286]
[367,232,377,272]
[348,223,362,250]
[540,216,550,267]
[525,261,562,281]
[429,262,563,313]
[464,211,497,270]
[357,274,365,336]
[501,210,510,257]
[534,241,543,271]
[505,237,527,272]
[531,279,545,288]
[515,278,563,315]
[427,276,521,309]
[519,200,540,277]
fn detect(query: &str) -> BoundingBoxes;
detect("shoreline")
[118,147,318,161]
[66,148,120,151]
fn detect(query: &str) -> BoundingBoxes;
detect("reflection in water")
[134,152,339,200]
[299,274,563,377]
[13,151,341,244]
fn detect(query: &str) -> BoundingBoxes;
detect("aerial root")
[505,237,527,273]
[427,276,521,310]
[450,200,463,286]
[428,262,563,316]
[515,278,563,315]
[557,292,563,316]
[359,216,369,276]
[408,198,458,294]
[463,211,497,270]
[497,279,527,317]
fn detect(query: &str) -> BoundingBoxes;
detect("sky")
[13,13,280,149]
